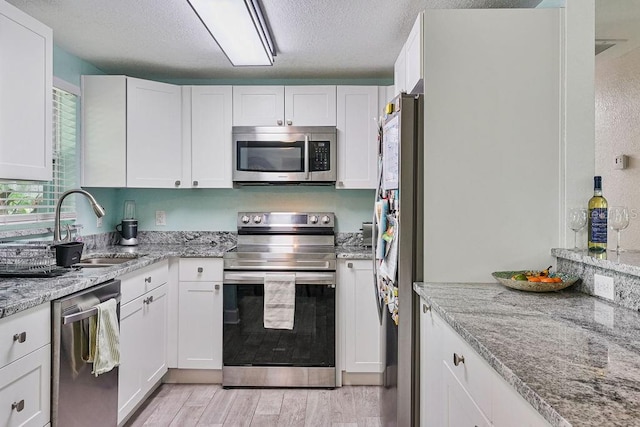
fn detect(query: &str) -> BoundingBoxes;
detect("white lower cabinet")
[338,259,383,375]
[117,262,168,425]
[0,343,50,427]
[419,299,550,427]
[0,303,51,427]
[177,258,223,369]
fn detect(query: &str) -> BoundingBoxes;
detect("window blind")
[0,87,78,225]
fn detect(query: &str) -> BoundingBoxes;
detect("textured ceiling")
[595,0,640,60]
[7,0,543,80]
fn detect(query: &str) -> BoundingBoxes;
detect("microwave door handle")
[304,135,310,180]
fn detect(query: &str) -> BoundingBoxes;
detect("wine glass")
[609,206,630,253]
[567,208,588,250]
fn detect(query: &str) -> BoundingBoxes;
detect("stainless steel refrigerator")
[373,93,423,427]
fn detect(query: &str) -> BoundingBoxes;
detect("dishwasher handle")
[62,295,121,325]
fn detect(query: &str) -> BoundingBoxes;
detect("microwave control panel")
[309,141,331,171]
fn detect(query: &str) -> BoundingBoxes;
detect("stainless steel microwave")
[232,126,337,185]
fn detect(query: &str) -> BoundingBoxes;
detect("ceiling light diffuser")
[187,0,275,66]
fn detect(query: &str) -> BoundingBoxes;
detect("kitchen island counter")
[414,281,640,427]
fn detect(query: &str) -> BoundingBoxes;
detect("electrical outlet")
[614,154,629,170]
[96,217,103,228]
[594,274,614,300]
[155,210,167,226]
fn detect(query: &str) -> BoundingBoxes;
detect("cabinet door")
[126,78,183,188]
[339,260,383,373]
[420,302,443,427]
[178,281,223,369]
[393,45,406,96]
[443,362,491,427]
[336,86,378,189]
[117,295,144,424]
[81,75,127,187]
[141,284,168,389]
[405,12,424,94]
[284,86,336,126]
[233,85,284,126]
[0,344,50,427]
[190,86,233,188]
[0,3,52,181]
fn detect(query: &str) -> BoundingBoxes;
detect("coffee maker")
[117,200,138,246]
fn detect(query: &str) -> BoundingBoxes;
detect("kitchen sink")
[74,255,140,268]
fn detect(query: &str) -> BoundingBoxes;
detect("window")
[0,85,78,225]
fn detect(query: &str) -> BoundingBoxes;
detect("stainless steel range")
[223,212,336,388]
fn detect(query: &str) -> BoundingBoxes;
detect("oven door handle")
[223,271,335,285]
[304,135,310,180]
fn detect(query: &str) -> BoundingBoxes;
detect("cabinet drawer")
[0,344,51,427]
[440,318,494,421]
[120,260,168,304]
[179,258,223,282]
[0,304,50,368]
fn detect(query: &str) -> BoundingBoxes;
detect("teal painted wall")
[51,45,376,235]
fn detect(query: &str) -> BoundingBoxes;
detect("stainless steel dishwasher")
[51,279,121,427]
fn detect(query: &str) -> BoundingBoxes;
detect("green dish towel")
[87,298,120,376]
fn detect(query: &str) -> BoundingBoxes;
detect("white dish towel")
[88,298,120,376]
[263,273,296,330]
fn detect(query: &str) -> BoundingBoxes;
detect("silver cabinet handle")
[277,119,283,126]
[11,400,24,412]
[145,276,152,284]
[287,120,292,125]
[304,135,309,180]
[453,353,465,366]
[215,284,220,290]
[175,180,181,187]
[13,332,26,343]
[197,267,203,273]
[347,262,353,268]
[422,303,431,313]
[143,295,154,305]
[193,180,198,187]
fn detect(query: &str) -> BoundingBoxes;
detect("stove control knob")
[241,215,250,224]
[309,215,319,224]
[321,215,331,224]
[253,215,263,224]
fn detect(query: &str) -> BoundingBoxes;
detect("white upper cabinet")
[284,86,336,126]
[405,12,424,94]
[82,75,183,188]
[187,86,233,188]
[233,85,336,126]
[82,75,127,187]
[233,85,285,126]
[126,77,183,188]
[394,11,424,96]
[336,86,378,189]
[0,1,52,181]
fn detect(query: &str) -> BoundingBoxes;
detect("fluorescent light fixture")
[188,0,275,66]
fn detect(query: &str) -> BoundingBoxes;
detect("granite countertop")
[335,245,373,259]
[0,242,236,319]
[414,282,640,427]
[552,248,640,278]
[0,241,372,319]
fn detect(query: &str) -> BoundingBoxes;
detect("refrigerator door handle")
[304,135,310,180]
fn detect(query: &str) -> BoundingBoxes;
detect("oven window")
[236,141,305,172]
[223,284,335,367]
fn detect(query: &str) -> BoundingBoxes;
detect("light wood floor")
[125,384,384,427]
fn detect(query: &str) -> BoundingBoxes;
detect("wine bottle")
[588,176,608,253]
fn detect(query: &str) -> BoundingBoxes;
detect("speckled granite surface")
[0,241,236,319]
[335,245,373,259]
[414,282,640,427]
[553,248,640,312]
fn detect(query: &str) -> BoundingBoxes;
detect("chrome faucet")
[54,189,106,242]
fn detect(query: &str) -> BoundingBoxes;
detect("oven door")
[222,271,335,370]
